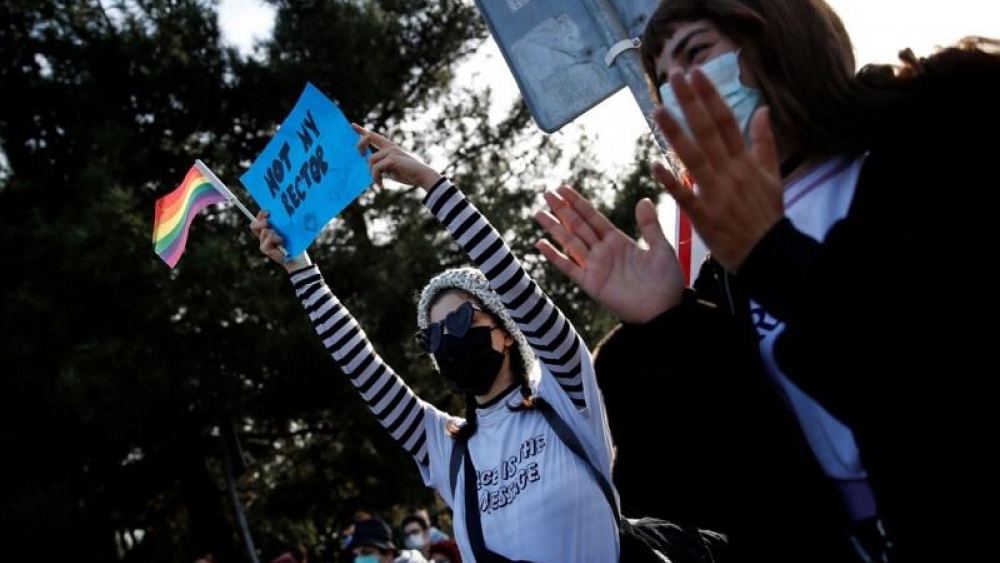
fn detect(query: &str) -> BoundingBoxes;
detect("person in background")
[534,0,1000,561]
[345,518,427,563]
[413,508,449,544]
[269,545,307,563]
[428,539,462,563]
[338,510,374,563]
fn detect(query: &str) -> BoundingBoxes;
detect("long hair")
[858,36,1000,88]
[640,0,868,155]
[641,1,1000,156]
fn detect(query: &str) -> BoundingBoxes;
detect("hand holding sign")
[250,210,312,273]
[351,124,443,190]
[240,83,373,258]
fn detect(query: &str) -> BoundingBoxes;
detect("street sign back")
[474,0,657,133]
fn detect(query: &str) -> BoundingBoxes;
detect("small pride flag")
[152,164,227,268]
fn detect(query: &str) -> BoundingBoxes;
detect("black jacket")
[596,282,852,563]
[738,46,1000,562]
[598,48,1000,561]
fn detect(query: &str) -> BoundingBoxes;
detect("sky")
[217,0,1000,239]
[218,0,1000,168]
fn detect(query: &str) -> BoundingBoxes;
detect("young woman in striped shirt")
[250,127,619,563]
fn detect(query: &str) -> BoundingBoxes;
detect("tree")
[1,1,247,561]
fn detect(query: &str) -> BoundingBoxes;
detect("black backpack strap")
[449,433,466,497]
[536,401,725,563]
[461,443,492,559]
[449,435,490,558]
[449,433,534,563]
[535,399,621,523]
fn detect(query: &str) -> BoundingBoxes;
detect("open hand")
[651,69,784,273]
[534,185,686,324]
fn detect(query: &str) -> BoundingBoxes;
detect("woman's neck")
[476,366,516,406]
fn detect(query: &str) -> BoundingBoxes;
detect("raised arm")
[252,213,430,466]
[353,125,592,409]
[423,180,589,408]
[533,185,686,324]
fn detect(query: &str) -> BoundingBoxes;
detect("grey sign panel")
[607,0,657,38]
[474,0,659,133]
[475,0,624,133]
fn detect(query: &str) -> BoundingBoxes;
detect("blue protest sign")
[241,83,372,257]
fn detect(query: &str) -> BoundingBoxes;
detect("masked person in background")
[345,519,426,563]
[429,539,462,563]
[401,513,434,560]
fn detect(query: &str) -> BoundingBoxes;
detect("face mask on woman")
[434,326,504,395]
[354,555,379,563]
[659,50,761,139]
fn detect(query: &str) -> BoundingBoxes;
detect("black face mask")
[433,326,504,395]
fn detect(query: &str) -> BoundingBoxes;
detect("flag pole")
[194,159,289,259]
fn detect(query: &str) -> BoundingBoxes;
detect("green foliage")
[0,1,631,561]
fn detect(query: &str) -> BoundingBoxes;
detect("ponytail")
[508,344,538,412]
[447,391,480,439]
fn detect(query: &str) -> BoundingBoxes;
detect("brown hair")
[859,36,1000,85]
[640,0,868,156]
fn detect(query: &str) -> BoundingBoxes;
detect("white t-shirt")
[751,153,868,480]
[418,362,619,563]
[292,178,620,563]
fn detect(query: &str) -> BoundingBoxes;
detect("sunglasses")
[416,301,487,354]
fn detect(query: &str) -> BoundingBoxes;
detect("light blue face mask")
[354,555,379,563]
[658,50,761,139]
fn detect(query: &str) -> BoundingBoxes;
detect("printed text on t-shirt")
[751,305,781,340]
[476,434,547,514]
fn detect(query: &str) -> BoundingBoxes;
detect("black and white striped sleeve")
[289,265,429,466]
[422,179,588,409]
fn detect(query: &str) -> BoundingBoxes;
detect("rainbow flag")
[152,165,227,268]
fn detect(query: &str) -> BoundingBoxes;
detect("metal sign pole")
[579,0,667,151]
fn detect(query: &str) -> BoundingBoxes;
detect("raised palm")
[535,186,686,324]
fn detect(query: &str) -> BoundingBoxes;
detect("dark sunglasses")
[416,301,486,354]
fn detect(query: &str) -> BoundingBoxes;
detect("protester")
[535,1,1000,560]
[252,125,626,562]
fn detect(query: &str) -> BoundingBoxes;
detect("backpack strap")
[537,400,723,563]
[449,434,492,556]
[535,399,621,523]
[449,432,466,496]
[449,432,535,563]
[461,443,492,559]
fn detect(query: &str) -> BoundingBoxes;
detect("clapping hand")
[534,186,686,323]
[650,69,784,273]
